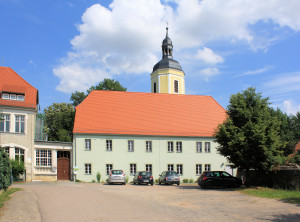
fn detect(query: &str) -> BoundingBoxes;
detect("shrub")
[155,179,159,184]
[125,176,129,183]
[0,149,10,191]
[189,178,194,183]
[96,172,101,183]
[106,178,109,183]
[183,178,189,183]
[10,160,25,180]
[92,180,95,183]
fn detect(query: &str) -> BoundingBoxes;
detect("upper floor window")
[106,140,112,151]
[2,93,9,100]
[153,82,157,93]
[15,148,24,162]
[85,139,91,151]
[174,80,179,93]
[146,141,152,152]
[2,92,25,101]
[176,142,182,153]
[196,142,202,153]
[205,142,211,153]
[0,114,10,132]
[15,115,25,133]
[17,95,24,101]
[128,140,134,152]
[168,141,174,152]
[10,94,16,100]
[36,150,52,167]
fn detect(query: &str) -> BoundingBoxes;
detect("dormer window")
[2,93,9,100]
[17,95,24,101]
[2,92,25,101]
[10,94,16,100]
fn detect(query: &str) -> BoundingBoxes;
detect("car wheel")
[151,183,153,186]
[123,182,126,185]
[206,182,213,189]
[177,182,180,186]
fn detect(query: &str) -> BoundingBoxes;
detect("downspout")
[73,133,77,182]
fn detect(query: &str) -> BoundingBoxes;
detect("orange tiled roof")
[74,91,227,137]
[0,67,38,109]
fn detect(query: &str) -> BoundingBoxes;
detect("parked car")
[133,171,153,185]
[197,171,242,189]
[158,171,180,185]
[108,170,126,185]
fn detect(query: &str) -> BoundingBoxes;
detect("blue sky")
[1,0,300,114]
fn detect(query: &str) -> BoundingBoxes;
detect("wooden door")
[57,157,70,180]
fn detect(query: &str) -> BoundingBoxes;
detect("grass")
[0,188,22,208]
[240,187,300,204]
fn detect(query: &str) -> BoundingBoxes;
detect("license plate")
[144,180,149,182]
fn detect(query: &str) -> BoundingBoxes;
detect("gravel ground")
[0,181,300,222]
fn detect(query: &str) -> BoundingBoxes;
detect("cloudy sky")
[1,0,300,114]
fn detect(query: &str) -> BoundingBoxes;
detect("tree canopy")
[71,79,127,106]
[0,149,10,190]
[215,87,286,172]
[44,103,75,142]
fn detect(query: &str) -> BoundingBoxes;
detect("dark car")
[133,171,153,185]
[159,171,180,185]
[197,171,242,189]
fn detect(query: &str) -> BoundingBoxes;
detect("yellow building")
[150,28,185,94]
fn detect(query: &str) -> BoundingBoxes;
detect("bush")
[183,178,189,183]
[92,180,95,183]
[10,160,25,180]
[189,178,194,183]
[106,178,109,183]
[0,149,10,191]
[125,176,129,183]
[96,172,101,183]
[155,179,159,184]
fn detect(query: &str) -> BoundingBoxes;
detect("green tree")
[0,149,10,190]
[215,87,285,174]
[44,103,75,142]
[70,79,127,106]
[10,159,25,180]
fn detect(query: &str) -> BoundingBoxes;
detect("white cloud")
[53,0,300,93]
[238,65,273,77]
[283,100,300,115]
[195,47,224,65]
[198,67,220,82]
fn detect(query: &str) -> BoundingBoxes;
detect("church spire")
[162,26,173,59]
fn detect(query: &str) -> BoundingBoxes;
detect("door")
[57,151,70,180]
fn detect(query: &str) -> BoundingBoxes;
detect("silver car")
[108,170,126,185]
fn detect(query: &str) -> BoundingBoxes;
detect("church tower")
[151,27,185,94]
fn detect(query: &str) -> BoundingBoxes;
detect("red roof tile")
[0,67,38,109]
[74,91,227,137]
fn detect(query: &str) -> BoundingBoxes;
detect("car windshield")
[140,172,151,176]
[111,170,123,175]
[166,171,177,176]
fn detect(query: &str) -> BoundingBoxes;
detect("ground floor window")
[146,164,152,173]
[196,164,202,175]
[177,164,183,175]
[130,163,136,175]
[168,164,174,171]
[205,164,211,171]
[36,150,52,167]
[85,164,91,175]
[1,147,9,156]
[15,148,24,162]
[106,164,113,175]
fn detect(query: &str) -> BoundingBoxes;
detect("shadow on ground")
[264,213,300,222]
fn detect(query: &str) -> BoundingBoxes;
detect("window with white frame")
[15,115,25,133]
[168,164,174,171]
[174,80,179,93]
[2,93,25,101]
[2,93,9,100]
[196,164,202,175]
[106,164,113,175]
[0,114,10,132]
[1,147,9,156]
[85,164,91,175]
[106,140,112,151]
[130,163,136,175]
[17,95,24,101]
[36,150,52,167]
[205,142,211,153]
[176,142,182,153]
[205,164,211,172]
[128,140,134,152]
[146,141,152,152]
[10,94,16,100]
[168,141,174,152]
[85,139,91,151]
[196,142,202,153]
[177,164,183,175]
[15,148,24,162]
[146,164,152,173]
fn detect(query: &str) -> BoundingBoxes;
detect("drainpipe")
[73,133,76,182]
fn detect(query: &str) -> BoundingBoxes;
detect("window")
[205,164,211,171]
[0,114,10,132]
[15,148,24,162]
[176,142,182,153]
[146,164,152,173]
[128,140,134,152]
[146,141,152,152]
[36,150,52,167]
[17,95,24,101]
[130,163,136,175]
[177,164,183,175]
[85,164,91,175]
[1,147,9,156]
[10,94,16,100]
[85,139,91,151]
[205,142,211,153]
[168,141,173,152]
[196,164,202,175]
[153,82,157,93]
[15,115,25,133]
[2,93,9,100]
[106,164,113,175]
[196,142,202,153]
[106,140,112,151]
[168,164,174,171]
[174,80,179,93]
